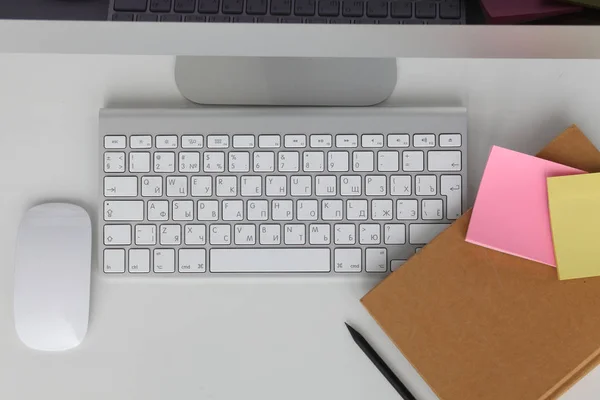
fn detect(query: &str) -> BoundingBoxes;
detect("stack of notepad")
[362,126,600,400]
[466,145,600,280]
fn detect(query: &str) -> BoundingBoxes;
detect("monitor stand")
[174,56,397,106]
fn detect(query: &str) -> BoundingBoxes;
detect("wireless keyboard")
[108,0,465,24]
[100,107,467,275]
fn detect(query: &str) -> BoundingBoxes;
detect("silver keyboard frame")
[99,107,467,277]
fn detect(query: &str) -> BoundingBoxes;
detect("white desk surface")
[1,54,600,400]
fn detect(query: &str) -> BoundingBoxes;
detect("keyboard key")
[414,133,435,147]
[254,152,275,172]
[255,16,279,22]
[334,248,361,272]
[172,200,194,220]
[104,176,138,197]
[154,249,175,273]
[296,0,316,15]
[342,0,364,17]
[377,151,399,172]
[390,259,406,272]
[347,199,368,220]
[216,176,237,197]
[112,12,135,20]
[366,248,387,272]
[322,199,343,220]
[352,19,376,24]
[228,152,250,172]
[415,1,435,18]
[284,224,306,244]
[179,152,201,172]
[416,175,437,195]
[160,225,182,245]
[136,225,157,245]
[388,134,409,147]
[266,176,287,196]
[384,224,406,244]
[319,0,340,16]
[175,0,196,11]
[223,200,243,220]
[303,151,325,172]
[310,134,333,148]
[179,249,206,272]
[104,152,126,173]
[104,201,144,221]
[391,175,411,195]
[185,15,206,21]
[185,224,207,245]
[441,175,462,219]
[402,150,424,171]
[336,134,358,148]
[309,224,331,244]
[340,175,361,196]
[259,224,281,244]
[207,135,229,148]
[328,151,349,172]
[130,152,151,172]
[247,200,269,220]
[280,17,303,22]
[198,0,219,12]
[207,15,231,22]
[428,151,461,171]
[210,249,330,272]
[328,17,351,23]
[390,0,411,17]
[233,135,255,148]
[397,199,417,220]
[104,249,125,273]
[154,152,176,172]
[246,0,267,13]
[366,0,387,17]
[114,0,148,11]
[440,1,460,19]
[362,134,384,147]
[335,224,356,244]
[148,200,169,220]
[233,15,255,22]
[129,249,150,273]
[181,135,204,148]
[372,199,393,220]
[439,134,461,147]
[403,19,423,24]
[210,224,231,244]
[271,0,292,15]
[315,176,336,196]
[297,199,318,220]
[138,14,159,20]
[284,134,306,148]
[304,17,327,22]
[409,224,450,244]
[241,176,262,196]
[104,135,126,149]
[190,176,212,197]
[142,176,163,197]
[222,0,243,13]
[104,225,132,245]
[278,152,300,172]
[360,224,380,244]
[204,152,225,172]
[365,175,386,195]
[259,135,281,148]
[130,135,152,148]
[150,0,172,11]
[353,151,374,172]
[422,199,443,220]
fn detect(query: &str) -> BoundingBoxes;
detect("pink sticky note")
[466,146,585,266]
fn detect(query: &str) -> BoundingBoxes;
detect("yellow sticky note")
[547,173,600,280]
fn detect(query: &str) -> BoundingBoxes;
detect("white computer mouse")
[14,203,92,351]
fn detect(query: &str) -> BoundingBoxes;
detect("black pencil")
[345,323,417,400]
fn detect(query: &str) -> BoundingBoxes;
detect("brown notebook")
[362,126,600,400]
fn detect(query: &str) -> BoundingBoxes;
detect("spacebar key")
[210,249,331,273]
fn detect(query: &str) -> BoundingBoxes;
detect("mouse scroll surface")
[14,203,91,351]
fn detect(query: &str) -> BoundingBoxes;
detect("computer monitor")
[2,0,600,105]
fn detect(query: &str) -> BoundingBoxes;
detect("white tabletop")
[1,54,600,400]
